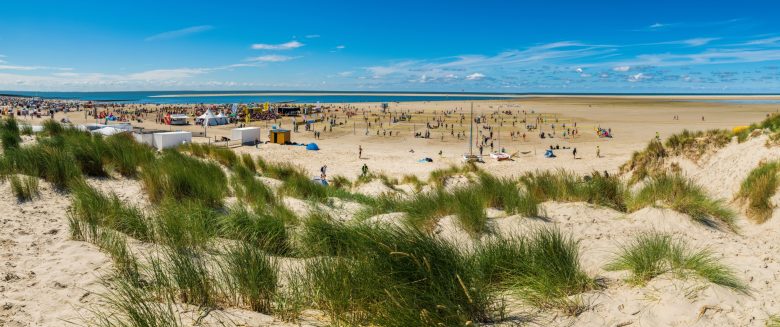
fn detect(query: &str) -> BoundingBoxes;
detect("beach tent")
[215,112,229,125]
[306,143,320,151]
[197,109,227,126]
[544,149,556,158]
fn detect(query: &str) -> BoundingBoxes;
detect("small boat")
[489,152,511,161]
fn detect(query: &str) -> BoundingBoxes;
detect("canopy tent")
[196,110,228,126]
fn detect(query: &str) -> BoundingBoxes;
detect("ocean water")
[4,90,780,105]
[0,91,520,104]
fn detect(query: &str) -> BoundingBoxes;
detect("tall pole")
[469,102,474,156]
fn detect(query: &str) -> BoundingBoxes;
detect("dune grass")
[605,233,748,293]
[153,199,219,249]
[70,183,152,241]
[230,164,277,210]
[10,174,39,202]
[161,247,218,307]
[621,139,668,184]
[4,144,84,190]
[352,173,537,235]
[104,133,155,178]
[91,279,182,327]
[736,113,780,142]
[428,162,479,187]
[219,205,291,256]
[220,242,279,313]
[302,224,497,326]
[627,174,737,230]
[240,153,256,172]
[736,161,780,223]
[141,150,227,207]
[0,117,22,151]
[473,228,596,313]
[329,175,351,190]
[521,169,627,211]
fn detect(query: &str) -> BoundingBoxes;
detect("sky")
[2,0,780,93]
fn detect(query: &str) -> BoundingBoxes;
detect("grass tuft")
[627,174,737,230]
[10,174,39,201]
[736,161,780,223]
[605,232,748,293]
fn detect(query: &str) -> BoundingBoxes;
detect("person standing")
[573,147,577,159]
[358,145,363,159]
[596,145,601,158]
[320,165,327,179]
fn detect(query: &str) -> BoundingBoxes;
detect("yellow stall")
[269,129,291,144]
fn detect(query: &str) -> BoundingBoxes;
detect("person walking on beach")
[359,145,363,159]
[573,147,577,159]
[361,163,369,177]
[596,145,601,158]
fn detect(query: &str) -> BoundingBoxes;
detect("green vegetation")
[220,243,279,313]
[627,174,737,230]
[0,117,22,151]
[141,150,227,207]
[521,169,627,211]
[70,183,152,242]
[605,233,748,293]
[9,174,39,202]
[302,224,496,326]
[428,162,479,187]
[736,161,780,223]
[473,228,596,313]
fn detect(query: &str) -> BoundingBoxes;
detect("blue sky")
[2,0,780,92]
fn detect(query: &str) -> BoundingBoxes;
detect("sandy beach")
[4,96,780,326]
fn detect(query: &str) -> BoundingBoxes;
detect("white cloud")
[337,71,353,77]
[0,64,71,71]
[128,68,209,80]
[613,66,631,72]
[649,23,665,29]
[628,72,650,82]
[336,45,345,49]
[145,25,214,41]
[681,37,719,47]
[575,67,583,73]
[465,73,485,81]
[246,55,296,62]
[251,41,304,50]
[305,34,320,39]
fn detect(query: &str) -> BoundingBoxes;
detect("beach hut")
[269,129,291,144]
[169,114,189,125]
[231,127,261,145]
[153,131,192,150]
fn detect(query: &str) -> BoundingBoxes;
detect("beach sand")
[4,96,780,326]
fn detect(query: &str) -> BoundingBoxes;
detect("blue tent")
[306,143,320,151]
[544,149,556,158]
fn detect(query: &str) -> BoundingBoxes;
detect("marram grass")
[604,232,748,293]
[736,161,780,223]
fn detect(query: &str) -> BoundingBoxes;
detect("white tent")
[214,112,229,124]
[197,109,227,126]
[231,127,261,145]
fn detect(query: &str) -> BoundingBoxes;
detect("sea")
[3,91,780,105]
[0,91,522,104]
